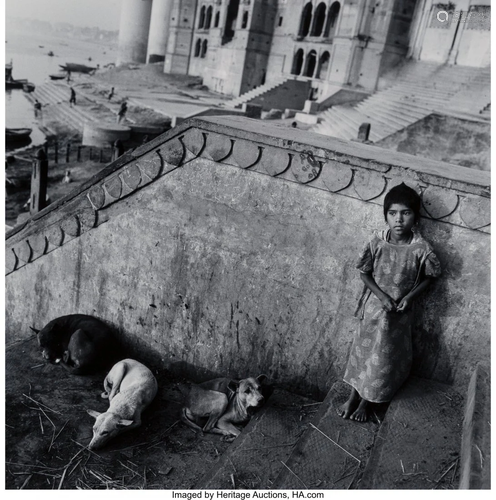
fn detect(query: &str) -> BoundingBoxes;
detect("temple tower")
[147,0,174,63]
[117,0,154,65]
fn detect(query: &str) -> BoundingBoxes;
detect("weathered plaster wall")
[6,117,490,398]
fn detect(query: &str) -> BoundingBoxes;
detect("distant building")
[117,0,491,97]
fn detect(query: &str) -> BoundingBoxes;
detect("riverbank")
[5,63,231,228]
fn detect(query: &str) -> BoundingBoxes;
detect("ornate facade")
[117,0,491,96]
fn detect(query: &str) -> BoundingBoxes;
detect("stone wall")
[6,116,490,398]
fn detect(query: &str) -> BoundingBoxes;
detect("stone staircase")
[199,378,465,490]
[311,62,490,142]
[25,82,98,133]
[223,76,294,109]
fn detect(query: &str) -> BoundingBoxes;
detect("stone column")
[117,0,154,66]
[147,0,174,63]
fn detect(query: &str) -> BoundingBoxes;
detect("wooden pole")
[30,148,48,215]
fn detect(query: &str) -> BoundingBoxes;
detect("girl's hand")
[396,296,413,312]
[380,294,397,312]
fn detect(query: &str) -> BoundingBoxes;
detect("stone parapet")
[6,116,490,276]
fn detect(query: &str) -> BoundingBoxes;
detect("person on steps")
[69,87,76,107]
[338,183,441,422]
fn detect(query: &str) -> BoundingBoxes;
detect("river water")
[5,29,118,151]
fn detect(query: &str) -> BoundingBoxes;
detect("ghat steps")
[26,82,98,132]
[223,77,289,109]
[312,62,490,142]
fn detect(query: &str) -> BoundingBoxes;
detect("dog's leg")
[202,405,228,433]
[181,408,205,433]
[107,361,127,401]
[101,375,112,399]
[215,412,244,439]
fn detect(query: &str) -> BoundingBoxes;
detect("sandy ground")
[5,335,235,490]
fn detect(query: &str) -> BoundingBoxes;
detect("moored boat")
[5,61,35,90]
[23,82,36,92]
[6,128,33,143]
[59,63,97,74]
[49,73,67,80]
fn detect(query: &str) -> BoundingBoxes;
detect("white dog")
[87,359,158,450]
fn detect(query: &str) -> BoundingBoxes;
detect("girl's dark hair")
[383,183,421,222]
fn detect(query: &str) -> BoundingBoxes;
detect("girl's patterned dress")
[344,229,441,403]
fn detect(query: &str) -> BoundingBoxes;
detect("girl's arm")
[360,272,397,312]
[396,277,432,312]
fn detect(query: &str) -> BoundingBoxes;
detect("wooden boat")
[6,79,28,89]
[23,82,36,92]
[49,73,67,80]
[5,61,35,90]
[6,128,32,143]
[59,63,97,74]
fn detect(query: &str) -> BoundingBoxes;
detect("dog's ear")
[87,409,101,419]
[117,419,134,427]
[227,380,240,394]
[30,326,40,335]
[256,374,268,385]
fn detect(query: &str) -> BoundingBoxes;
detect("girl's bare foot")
[337,388,360,419]
[350,398,370,422]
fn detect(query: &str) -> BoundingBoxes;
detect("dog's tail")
[30,326,40,334]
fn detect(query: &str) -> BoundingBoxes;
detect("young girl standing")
[338,183,441,422]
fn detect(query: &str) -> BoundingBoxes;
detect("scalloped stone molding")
[5,117,490,276]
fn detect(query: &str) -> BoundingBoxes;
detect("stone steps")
[225,77,289,109]
[273,381,381,489]
[312,62,490,142]
[29,83,95,132]
[358,377,464,489]
[273,377,464,490]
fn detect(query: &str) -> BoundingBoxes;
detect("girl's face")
[386,203,416,241]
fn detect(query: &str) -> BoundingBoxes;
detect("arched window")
[223,0,240,43]
[201,39,208,58]
[241,11,249,28]
[298,3,313,37]
[205,6,213,29]
[316,51,330,79]
[214,11,220,27]
[198,5,206,29]
[291,48,304,75]
[304,50,317,77]
[194,38,202,57]
[311,2,326,36]
[324,2,340,37]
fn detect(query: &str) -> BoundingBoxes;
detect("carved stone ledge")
[5,118,491,276]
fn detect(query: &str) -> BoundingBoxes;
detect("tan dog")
[87,359,158,450]
[181,375,268,440]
